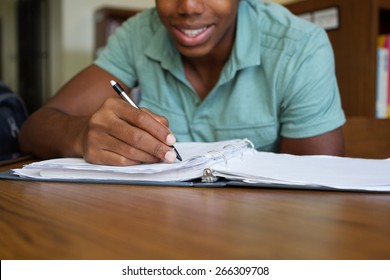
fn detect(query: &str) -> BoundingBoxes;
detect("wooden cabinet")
[342,117,390,158]
[94,7,139,57]
[285,0,390,118]
[285,0,390,158]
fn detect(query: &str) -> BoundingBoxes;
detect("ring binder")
[206,150,228,165]
[7,138,390,192]
[201,168,218,183]
[223,144,244,159]
[244,139,255,150]
[202,140,255,182]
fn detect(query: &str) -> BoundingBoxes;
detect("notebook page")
[212,150,390,191]
[12,139,250,181]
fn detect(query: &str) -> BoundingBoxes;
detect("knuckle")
[128,130,144,144]
[83,147,98,164]
[147,121,168,140]
[123,145,139,159]
[134,111,148,125]
[116,156,132,166]
[88,112,109,132]
[160,116,169,127]
[104,97,117,107]
[152,122,164,134]
[88,114,100,127]
[153,143,166,157]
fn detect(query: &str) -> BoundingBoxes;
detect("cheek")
[156,2,174,20]
[216,9,238,32]
[156,10,170,29]
[211,2,238,25]
[211,0,239,14]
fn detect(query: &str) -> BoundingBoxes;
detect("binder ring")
[201,168,218,183]
[206,150,228,165]
[223,144,244,159]
[244,138,255,150]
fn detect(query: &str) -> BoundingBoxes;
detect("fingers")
[141,108,169,127]
[82,97,177,165]
[83,131,160,166]
[113,98,177,152]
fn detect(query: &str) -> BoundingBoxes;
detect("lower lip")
[172,25,214,47]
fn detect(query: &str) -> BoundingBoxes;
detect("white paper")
[11,139,390,192]
[212,151,390,191]
[13,139,250,182]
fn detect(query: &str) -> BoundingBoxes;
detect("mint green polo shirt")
[95,0,346,152]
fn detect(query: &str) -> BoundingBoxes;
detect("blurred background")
[0,0,298,113]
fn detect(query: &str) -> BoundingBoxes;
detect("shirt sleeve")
[94,15,140,88]
[279,27,346,138]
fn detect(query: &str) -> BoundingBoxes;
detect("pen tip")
[110,80,116,86]
[171,145,182,161]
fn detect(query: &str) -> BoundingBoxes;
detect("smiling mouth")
[178,27,208,38]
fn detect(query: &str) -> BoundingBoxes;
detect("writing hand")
[81,97,177,166]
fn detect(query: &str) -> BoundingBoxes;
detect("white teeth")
[181,27,207,38]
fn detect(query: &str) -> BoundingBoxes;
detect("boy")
[19,0,345,165]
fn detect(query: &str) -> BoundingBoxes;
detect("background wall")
[61,0,155,87]
[0,0,18,90]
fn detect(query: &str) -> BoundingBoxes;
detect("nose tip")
[177,0,205,15]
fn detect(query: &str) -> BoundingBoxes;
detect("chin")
[176,44,213,59]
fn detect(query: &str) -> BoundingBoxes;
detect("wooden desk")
[1,161,390,260]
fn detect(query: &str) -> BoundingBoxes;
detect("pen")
[110,80,182,162]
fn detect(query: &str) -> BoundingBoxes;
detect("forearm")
[279,127,345,156]
[19,107,88,159]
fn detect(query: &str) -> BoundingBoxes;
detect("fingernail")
[164,150,176,163]
[166,134,176,145]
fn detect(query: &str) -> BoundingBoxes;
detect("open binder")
[3,138,390,192]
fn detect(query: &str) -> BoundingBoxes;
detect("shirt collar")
[144,24,186,83]
[221,0,261,82]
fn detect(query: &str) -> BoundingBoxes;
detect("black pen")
[110,80,182,161]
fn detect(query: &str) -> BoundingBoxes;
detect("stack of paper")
[10,138,390,192]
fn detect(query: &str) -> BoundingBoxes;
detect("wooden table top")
[1,160,390,260]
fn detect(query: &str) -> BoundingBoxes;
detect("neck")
[182,26,236,100]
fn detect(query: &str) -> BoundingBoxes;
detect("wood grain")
[1,161,390,260]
